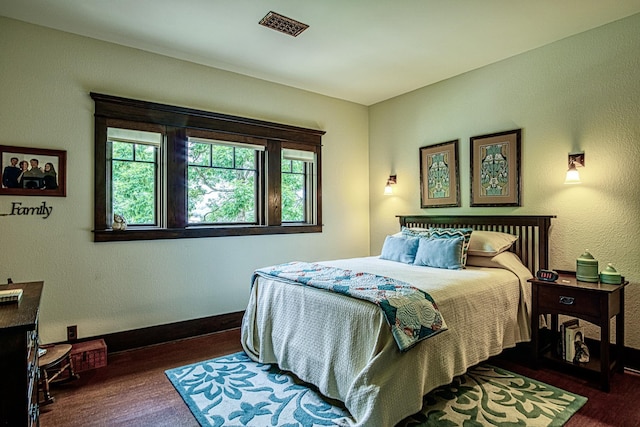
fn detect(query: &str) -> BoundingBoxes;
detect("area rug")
[165,351,587,427]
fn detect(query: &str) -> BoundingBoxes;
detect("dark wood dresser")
[0,281,43,426]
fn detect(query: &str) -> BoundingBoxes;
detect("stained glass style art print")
[470,129,521,206]
[420,140,460,208]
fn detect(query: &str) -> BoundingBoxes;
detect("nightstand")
[529,272,628,391]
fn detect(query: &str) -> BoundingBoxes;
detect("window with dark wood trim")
[91,93,324,242]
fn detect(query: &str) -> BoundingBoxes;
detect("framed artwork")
[419,139,460,208]
[470,129,521,207]
[0,145,67,197]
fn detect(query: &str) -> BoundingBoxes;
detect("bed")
[241,215,554,427]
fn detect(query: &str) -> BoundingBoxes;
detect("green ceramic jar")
[576,250,599,283]
[600,263,622,284]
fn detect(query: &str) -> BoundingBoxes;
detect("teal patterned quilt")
[253,261,448,351]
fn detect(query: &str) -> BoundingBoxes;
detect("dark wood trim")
[93,224,322,241]
[625,344,640,371]
[91,92,325,144]
[503,336,639,372]
[166,126,187,228]
[267,139,282,226]
[314,144,323,228]
[67,308,640,371]
[94,117,108,228]
[92,93,324,242]
[582,337,640,372]
[77,311,245,354]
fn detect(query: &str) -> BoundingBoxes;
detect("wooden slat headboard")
[397,215,555,273]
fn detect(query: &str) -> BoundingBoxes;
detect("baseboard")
[81,311,245,354]
[73,312,640,369]
[503,336,640,371]
[583,337,640,371]
[623,342,640,371]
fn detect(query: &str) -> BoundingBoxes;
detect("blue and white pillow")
[429,227,473,267]
[401,226,430,239]
[380,235,419,264]
[413,237,465,270]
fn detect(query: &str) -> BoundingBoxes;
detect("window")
[281,148,316,223]
[92,93,323,242]
[108,127,162,226]
[187,137,261,225]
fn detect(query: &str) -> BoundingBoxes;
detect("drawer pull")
[559,296,575,305]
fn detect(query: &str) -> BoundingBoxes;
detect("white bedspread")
[241,253,532,427]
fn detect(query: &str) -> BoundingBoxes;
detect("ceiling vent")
[259,11,309,37]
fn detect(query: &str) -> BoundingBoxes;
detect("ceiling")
[2,1,640,106]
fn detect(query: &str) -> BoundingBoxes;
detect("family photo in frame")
[0,145,67,197]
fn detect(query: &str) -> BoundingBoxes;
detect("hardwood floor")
[493,351,640,427]
[39,329,243,427]
[40,329,640,426]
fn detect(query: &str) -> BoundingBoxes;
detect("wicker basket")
[70,339,107,372]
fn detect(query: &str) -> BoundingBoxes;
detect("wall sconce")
[564,152,584,184]
[384,175,397,195]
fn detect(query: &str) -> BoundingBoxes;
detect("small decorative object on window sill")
[112,214,127,231]
[576,250,598,282]
[600,263,622,284]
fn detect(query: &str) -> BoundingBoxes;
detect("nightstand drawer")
[537,286,600,317]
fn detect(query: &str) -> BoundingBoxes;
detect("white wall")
[369,13,640,350]
[0,17,370,344]
[3,12,638,353]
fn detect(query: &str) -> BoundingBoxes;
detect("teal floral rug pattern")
[166,352,586,427]
[398,364,587,427]
[165,351,349,427]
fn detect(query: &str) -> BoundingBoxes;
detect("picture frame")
[419,139,460,208]
[0,145,67,197]
[470,129,521,207]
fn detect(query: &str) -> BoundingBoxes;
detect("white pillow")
[466,255,502,268]
[467,230,518,257]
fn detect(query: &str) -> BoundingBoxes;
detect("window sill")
[93,224,322,242]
